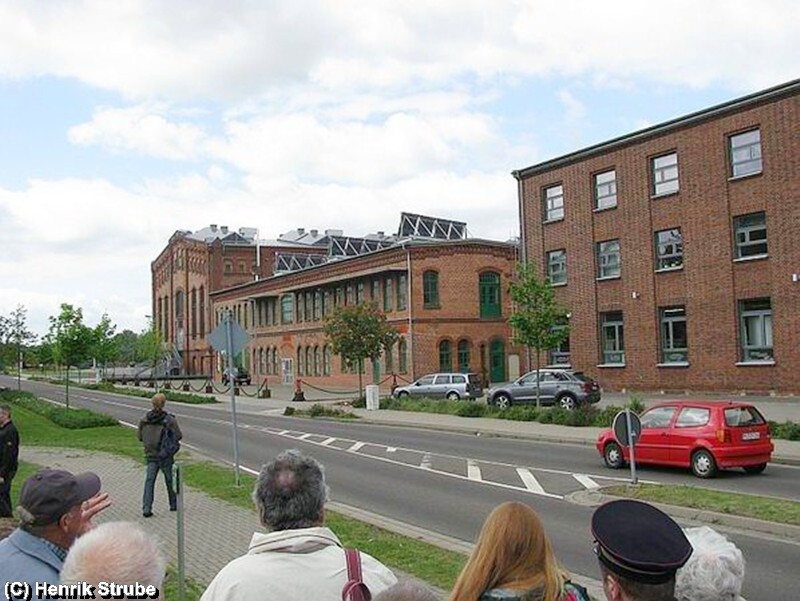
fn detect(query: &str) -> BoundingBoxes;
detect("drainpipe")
[406,244,413,377]
[513,169,531,372]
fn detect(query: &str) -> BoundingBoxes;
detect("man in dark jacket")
[137,393,182,517]
[0,403,20,517]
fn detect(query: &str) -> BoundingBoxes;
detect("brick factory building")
[210,213,522,392]
[514,79,799,394]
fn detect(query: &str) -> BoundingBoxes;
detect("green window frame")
[457,339,470,373]
[479,272,501,318]
[423,271,439,308]
[439,339,452,372]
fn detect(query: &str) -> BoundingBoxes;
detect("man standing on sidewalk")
[137,393,182,517]
[0,403,20,518]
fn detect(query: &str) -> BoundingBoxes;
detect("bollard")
[234,385,240,396]
[205,384,213,394]
[164,381,172,390]
[183,383,190,392]
[292,378,306,402]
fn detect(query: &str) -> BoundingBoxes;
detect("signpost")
[612,409,642,485]
[173,462,185,601]
[208,310,251,486]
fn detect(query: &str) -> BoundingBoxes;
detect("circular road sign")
[612,410,642,447]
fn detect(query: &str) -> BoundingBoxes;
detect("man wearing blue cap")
[0,468,112,596]
[592,499,692,601]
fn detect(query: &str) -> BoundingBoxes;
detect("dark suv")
[222,367,252,386]
[487,368,601,410]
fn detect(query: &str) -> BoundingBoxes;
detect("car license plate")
[742,431,761,441]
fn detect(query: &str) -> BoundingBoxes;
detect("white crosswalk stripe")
[421,453,433,470]
[573,474,600,489]
[320,437,336,446]
[467,460,482,481]
[516,468,547,495]
[347,441,365,452]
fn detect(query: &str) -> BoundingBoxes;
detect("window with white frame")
[594,170,617,210]
[739,298,773,362]
[549,323,570,366]
[734,212,767,259]
[730,129,762,178]
[543,184,564,222]
[596,240,621,279]
[660,307,688,363]
[547,249,567,285]
[600,311,625,364]
[652,152,679,196]
[655,228,683,270]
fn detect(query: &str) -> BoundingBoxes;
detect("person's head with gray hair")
[61,521,166,596]
[675,526,746,601]
[373,580,440,601]
[252,449,330,531]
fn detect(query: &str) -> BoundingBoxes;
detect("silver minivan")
[393,372,483,401]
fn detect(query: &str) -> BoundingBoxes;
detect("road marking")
[348,442,365,452]
[321,437,336,446]
[516,468,547,495]
[119,420,137,429]
[278,430,290,435]
[298,433,313,440]
[421,453,433,470]
[467,460,482,481]
[573,474,600,490]
[386,446,397,453]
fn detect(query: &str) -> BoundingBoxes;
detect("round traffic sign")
[612,409,642,447]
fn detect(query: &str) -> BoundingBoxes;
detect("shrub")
[3,392,118,429]
[455,403,487,418]
[497,406,541,422]
[626,395,646,414]
[770,420,800,441]
[283,406,296,416]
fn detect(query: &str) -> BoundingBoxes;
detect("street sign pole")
[173,462,186,601]
[225,310,242,487]
[625,408,638,485]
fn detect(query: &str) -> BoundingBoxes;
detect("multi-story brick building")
[151,224,328,375]
[210,214,521,391]
[514,79,799,394]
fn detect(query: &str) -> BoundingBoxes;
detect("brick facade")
[515,80,800,394]
[211,240,521,393]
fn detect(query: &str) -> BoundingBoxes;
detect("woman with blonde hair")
[450,502,589,601]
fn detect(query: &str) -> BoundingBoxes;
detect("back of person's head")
[61,521,165,594]
[450,501,565,601]
[252,449,329,531]
[151,393,166,410]
[374,580,440,601]
[675,526,745,601]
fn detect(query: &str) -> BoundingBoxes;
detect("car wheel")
[743,463,767,475]
[604,442,624,469]
[691,449,718,478]
[493,393,512,410]
[446,391,460,401]
[397,391,409,399]
[558,394,577,411]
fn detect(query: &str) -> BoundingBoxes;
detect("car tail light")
[582,382,593,393]
[716,428,731,443]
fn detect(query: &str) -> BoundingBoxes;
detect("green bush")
[301,404,358,419]
[1,391,118,429]
[626,395,646,414]
[455,402,488,418]
[283,406,296,416]
[770,421,800,441]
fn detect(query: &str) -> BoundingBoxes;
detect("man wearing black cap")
[0,403,20,517]
[0,468,111,595]
[591,499,693,601]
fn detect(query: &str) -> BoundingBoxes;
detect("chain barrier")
[187,379,210,394]
[298,379,360,396]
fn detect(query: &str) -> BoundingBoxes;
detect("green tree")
[508,262,570,407]
[0,305,37,389]
[49,303,93,407]
[138,318,164,388]
[113,329,141,365]
[323,302,399,400]
[91,312,119,379]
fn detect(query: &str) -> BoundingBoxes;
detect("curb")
[569,490,800,543]
[354,415,800,466]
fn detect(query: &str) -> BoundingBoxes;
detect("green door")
[489,339,506,382]
[479,272,501,318]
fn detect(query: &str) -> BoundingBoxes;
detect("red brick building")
[514,79,800,394]
[211,218,521,391]
[151,225,327,375]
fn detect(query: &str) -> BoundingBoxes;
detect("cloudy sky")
[1,0,798,337]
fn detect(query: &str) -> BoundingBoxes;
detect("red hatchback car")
[596,401,774,478]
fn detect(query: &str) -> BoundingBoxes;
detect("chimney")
[221,225,229,234]
[310,229,318,237]
[210,224,217,232]
[377,231,384,237]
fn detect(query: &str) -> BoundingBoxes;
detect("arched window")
[306,347,313,377]
[398,338,408,374]
[423,271,439,308]
[314,346,321,376]
[457,340,470,373]
[384,341,394,373]
[479,272,501,318]
[439,339,452,372]
[323,346,332,376]
[297,347,304,377]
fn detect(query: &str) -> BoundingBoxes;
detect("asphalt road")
[5,376,799,600]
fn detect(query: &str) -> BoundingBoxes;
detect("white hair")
[373,580,440,601]
[675,526,745,601]
[61,522,165,593]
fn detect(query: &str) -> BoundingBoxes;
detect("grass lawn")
[603,483,800,526]
[7,400,468,593]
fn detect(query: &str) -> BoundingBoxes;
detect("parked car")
[222,367,252,386]
[487,368,601,410]
[393,373,483,401]
[596,401,773,478]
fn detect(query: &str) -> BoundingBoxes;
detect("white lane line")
[348,442,365,452]
[573,474,600,490]
[119,420,137,428]
[278,430,290,435]
[298,433,313,440]
[467,460,482,481]
[321,437,337,446]
[386,446,397,453]
[421,453,433,470]
[516,468,547,495]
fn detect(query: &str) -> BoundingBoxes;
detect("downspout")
[513,169,531,372]
[405,243,414,378]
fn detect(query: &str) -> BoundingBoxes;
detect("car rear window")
[724,406,766,427]
[468,374,481,385]
[452,375,466,384]
[675,407,711,428]
[571,372,593,382]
